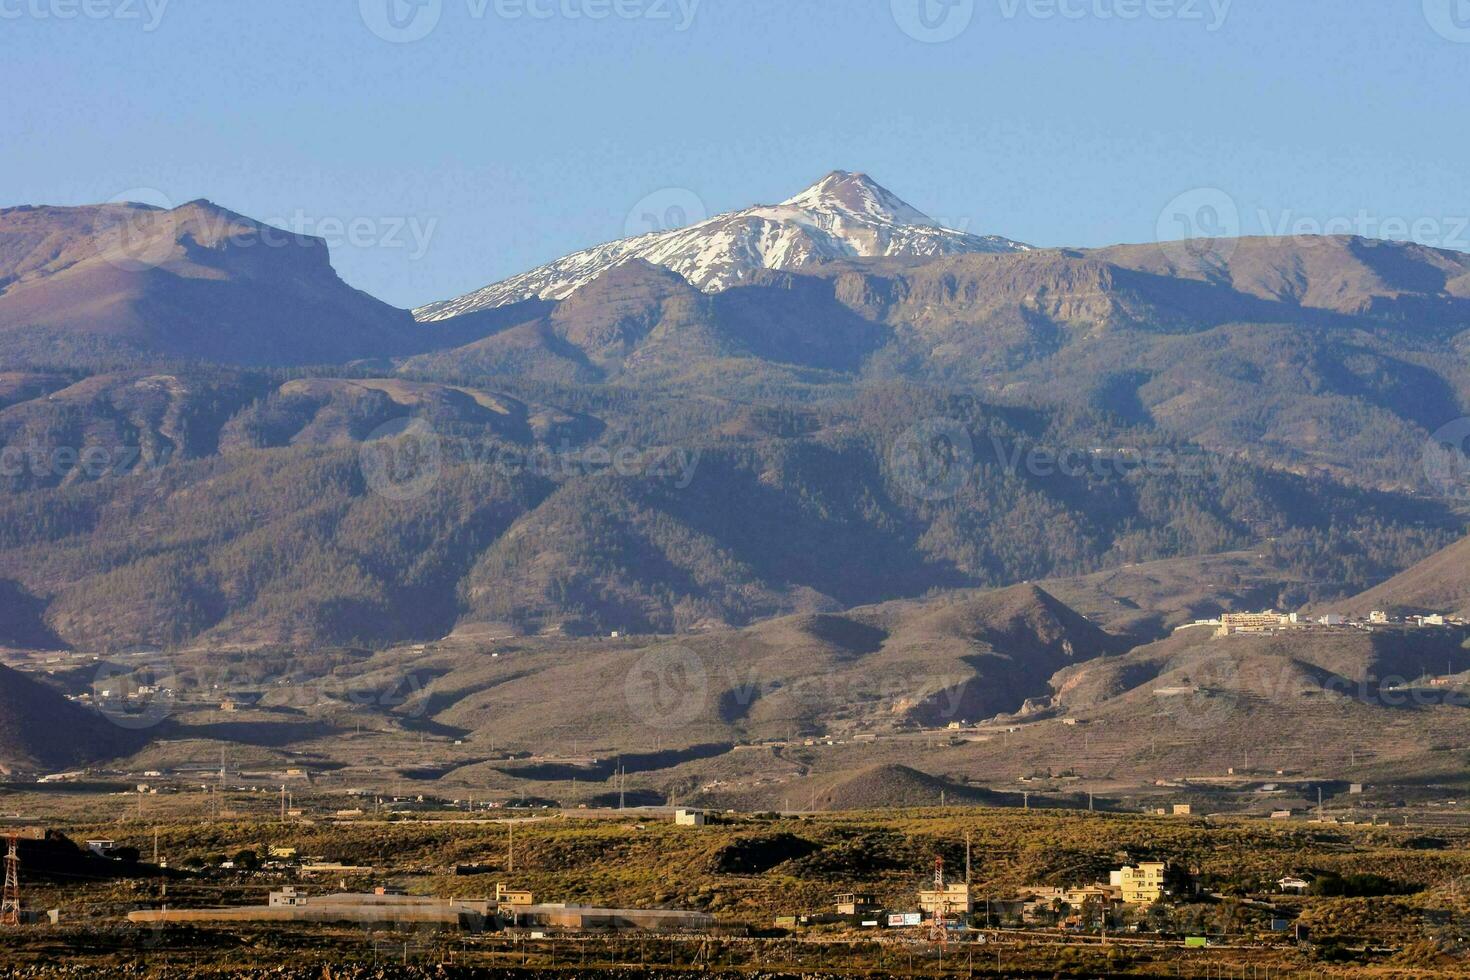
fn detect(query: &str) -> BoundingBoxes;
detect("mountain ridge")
[412,171,1029,321]
[0,199,420,367]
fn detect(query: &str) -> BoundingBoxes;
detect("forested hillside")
[4,197,1470,650]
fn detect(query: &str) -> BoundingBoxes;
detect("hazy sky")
[3,0,1467,308]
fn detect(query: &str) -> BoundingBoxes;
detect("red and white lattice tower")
[928,855,948,946]
[1,834,20,926]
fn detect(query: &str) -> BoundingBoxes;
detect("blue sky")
[2,0,1467,308]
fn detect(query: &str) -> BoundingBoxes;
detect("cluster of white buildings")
[1172,609,1460,639]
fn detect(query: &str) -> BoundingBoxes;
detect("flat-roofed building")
[835,892,878,916]
[1217,612,1287,636]
[918,882,973,917]
[1114,861,1168,904]
[495,883,534,908]
[510,904,714,933]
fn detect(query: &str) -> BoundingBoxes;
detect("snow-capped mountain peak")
[414,171,1028,322]
[778,170,937,226]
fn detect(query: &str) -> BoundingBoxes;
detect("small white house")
[1278,875,1313,894]
[674,808,706,827]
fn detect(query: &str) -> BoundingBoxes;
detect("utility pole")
[2,834,20,926]
[280,785,287,823]
[507,820,514,874]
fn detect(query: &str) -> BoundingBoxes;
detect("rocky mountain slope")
[2,179,1469,652]
[0,201,419,366]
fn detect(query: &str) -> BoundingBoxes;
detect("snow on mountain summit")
[413,171,1029,322]
[777,170,937,225]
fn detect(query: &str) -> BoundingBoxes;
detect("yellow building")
[918,883,973,917]
[1113,862,1168,904]
[495,883,534,908]
[1216,612,1286,636]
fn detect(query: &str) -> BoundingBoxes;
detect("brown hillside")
[0,201,418,366]
[1333,535,1470,618]
[0,663,140,772]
